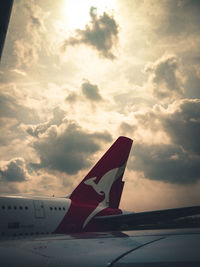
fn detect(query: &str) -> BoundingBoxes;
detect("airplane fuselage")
[0,195,71,238]
[0,195,123,238]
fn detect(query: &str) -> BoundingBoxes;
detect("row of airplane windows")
[50,207,66,211]
[1,206,66,211]
[1,231,52,237]
[1,206,28,210]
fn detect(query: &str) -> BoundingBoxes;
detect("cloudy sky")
[0,0,200,212]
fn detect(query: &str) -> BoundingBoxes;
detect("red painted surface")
[109,179,125,209]
[55,136,133,234]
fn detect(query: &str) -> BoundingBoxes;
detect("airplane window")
[14,206,17,209]
[63,207,66,210]
[19,206,23,210]
[50,207,53,210]
[8,206,11,210]
[54,207,57,210]
[25,206,28,210]
[59,207,61,210]
[2,206,5,209]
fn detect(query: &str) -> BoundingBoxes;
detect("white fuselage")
[0,195,71,238]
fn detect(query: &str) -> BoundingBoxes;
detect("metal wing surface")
[95,206,200,230]
[0,228,200,267]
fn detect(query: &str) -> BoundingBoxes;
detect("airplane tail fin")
[70,136,133,209]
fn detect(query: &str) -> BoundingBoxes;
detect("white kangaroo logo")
[83,164,126,228]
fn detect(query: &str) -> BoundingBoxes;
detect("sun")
[63,0,116,30]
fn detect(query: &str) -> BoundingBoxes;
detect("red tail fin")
[70,136,133,209]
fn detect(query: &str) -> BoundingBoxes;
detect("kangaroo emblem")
[84,168,119,205]
[83,164,126,228]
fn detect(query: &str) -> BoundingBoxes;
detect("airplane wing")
[0,0,14,60]
[95,206,200,230]
[1,228,200,266]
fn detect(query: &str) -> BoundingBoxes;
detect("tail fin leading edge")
[70,136,133,209]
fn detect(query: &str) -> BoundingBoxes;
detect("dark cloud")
[155,0,200,36]
[26,107,65,137]
[129,99,200,184]
[145,55,184,101]
[0,93,39,124]
[184,65,200,99]
[162,99,200,154]
[0,158,28,182]
[132,143,200,184]
[31,121,112,175]
[62,7,119,59]
[65,92,78,103]
[81,80,102,101]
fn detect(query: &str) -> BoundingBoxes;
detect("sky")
[0,0,200,212]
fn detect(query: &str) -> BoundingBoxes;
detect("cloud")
[65,81,103,104]
[132,143,200,184]
[128,99,200,184]
[81,80,102,101]
[24,0,47,35]
[145,55,184,101]
[184,62,200,99]
[13,0,48,67]
[11,69,27,77]
[0,93,39,124]
[0,158,29,182]
[65,92,78,103]
[62,7,119,59]
[119,122,137,136]
[14,39,39,67]
[26,107,65,137]
[162,99,200,154]
[31,120,112,175]
[155,0,200,36]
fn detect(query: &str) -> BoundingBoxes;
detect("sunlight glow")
[63,0,116,30]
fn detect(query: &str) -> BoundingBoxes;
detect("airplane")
[1,136,200,239]
[0,136,200,267]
